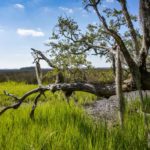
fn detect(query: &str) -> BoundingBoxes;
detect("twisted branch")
[0,87,46,116]
[0,82,118,116]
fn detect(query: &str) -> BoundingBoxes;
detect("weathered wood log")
[0,82,118,116]
[0,76,150,117]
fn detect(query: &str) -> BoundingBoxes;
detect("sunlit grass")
[0,82,149,150]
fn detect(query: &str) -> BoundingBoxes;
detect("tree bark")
[139,0,150,73]
[120,0,140,57]
[140,0,150,52]
[111,54,116,75]
[1,75,150,116]
[116,47,125,128]
[93,4,143,100]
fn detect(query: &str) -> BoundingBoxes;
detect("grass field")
[0,82,149,150]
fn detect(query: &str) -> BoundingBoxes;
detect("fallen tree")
[0,79,136,117]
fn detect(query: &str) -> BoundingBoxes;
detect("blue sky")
[0,0,139,69]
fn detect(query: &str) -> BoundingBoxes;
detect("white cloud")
[59,7,74,14]
[14,4,25,9]
[106,0,114,2]
[17,28,45,37]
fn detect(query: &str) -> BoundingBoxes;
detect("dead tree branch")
[30,92,42,119]
[4,90,19,101]
[31,48,58,69]
[35,61,43,86]
[0,87,45,116]
[0,82,118,116]
[1,81,150,117]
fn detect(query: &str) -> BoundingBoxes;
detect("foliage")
[0,68,116,84]
[37,67,116,84]
[46,16,113,64]
[45,6,141,71]
[45,16,92,77]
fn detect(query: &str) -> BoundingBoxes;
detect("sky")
[0,0,139,69]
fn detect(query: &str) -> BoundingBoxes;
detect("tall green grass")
[0,82,149,150]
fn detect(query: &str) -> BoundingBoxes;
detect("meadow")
[0,82,149,150]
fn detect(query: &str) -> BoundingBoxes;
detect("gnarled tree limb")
[0,87,45,116]
[0,82,117,116]
[119,0,140,57]
[1,77,150,117]
[31,48,58,69]
[86,0,145,114]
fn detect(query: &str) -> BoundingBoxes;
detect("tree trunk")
[139,1,150,144]
[112,54,116,75]
[140,0,150,52]
[116,47,125,128]
[139,50,147,73]
[139,0,150,73]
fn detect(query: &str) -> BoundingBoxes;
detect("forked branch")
[31,48,58,69]
[0,87,46,116]
[0,82,118,117]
